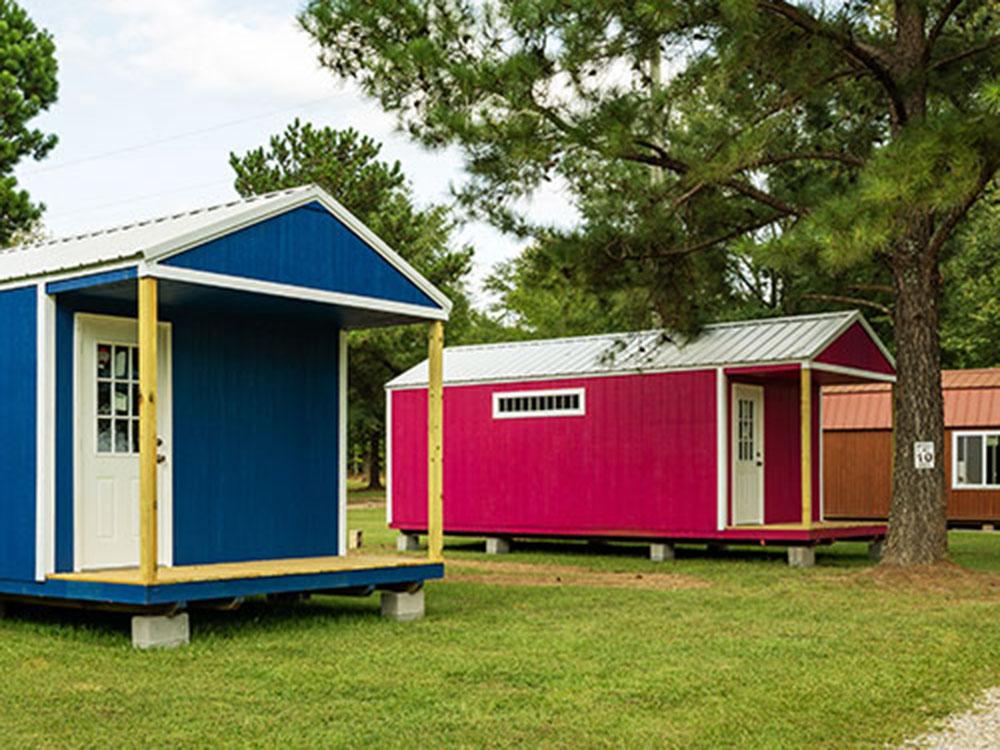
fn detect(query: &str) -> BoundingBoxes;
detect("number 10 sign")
[914,441,935,470]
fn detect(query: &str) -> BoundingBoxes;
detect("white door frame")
[731,382,765,525]
[72,312,173,570]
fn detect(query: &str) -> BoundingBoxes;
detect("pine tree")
[0,0,58,245]
[301,0,1000,564]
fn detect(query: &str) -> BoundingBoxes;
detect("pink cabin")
[386,311,894,566]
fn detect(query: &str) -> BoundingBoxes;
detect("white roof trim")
[0,184,451,314]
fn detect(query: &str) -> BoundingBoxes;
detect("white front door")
[731,383,764,525]
[75,314,172,570]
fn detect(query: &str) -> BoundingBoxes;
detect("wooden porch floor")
[48,554,436,586]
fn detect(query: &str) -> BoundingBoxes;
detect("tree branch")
[738,151,867,170]
[927,0,965,50]
[801,293,892,315]
[613,214,785,260]
[847,283,894,295]
[929,36,1000,72]
[927,161,1000,259]
[757,0,906,124]
[629,140,808,217]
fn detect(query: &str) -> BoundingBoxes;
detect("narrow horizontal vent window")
[492,388,586,419]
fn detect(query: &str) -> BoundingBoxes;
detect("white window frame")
[952,430,1000,490]
[492,387,586,419]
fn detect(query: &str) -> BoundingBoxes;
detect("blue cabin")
[0,185,446,646]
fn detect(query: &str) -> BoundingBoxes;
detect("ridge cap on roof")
[0,184,318,255]
[437,310,858,355]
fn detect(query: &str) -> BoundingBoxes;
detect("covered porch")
[11,186,449,644]
[718,333,895,563]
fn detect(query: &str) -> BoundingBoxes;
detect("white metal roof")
[387,310,889,388]
[0,184,451,312]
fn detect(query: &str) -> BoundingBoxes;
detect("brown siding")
[824,429,1000,522]
[824,430,892,519]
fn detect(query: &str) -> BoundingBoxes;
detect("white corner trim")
[818,389,825,522]
[385,388,393,527]
[809,361,896,382]
[147,264,448,321]
[716,367,727,531]
[338,330,348,556]
[35,285,56,581]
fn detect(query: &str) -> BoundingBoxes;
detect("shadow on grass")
[0,593,391,645]
[443,536,874,569]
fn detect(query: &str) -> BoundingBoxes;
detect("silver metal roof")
[0,187,316,282]
[387,310,884,388]
[0,184,451,312]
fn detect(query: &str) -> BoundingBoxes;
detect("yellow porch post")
[800,364,812,528]
[427,321,444,562]
[138,277,159,584]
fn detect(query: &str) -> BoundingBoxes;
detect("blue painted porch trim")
[46,266,137,295]
[0,563,444,606]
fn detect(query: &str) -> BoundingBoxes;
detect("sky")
[13,0,573,298]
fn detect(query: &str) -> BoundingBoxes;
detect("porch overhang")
[46,263,447,330]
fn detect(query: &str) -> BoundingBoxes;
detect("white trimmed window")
[492,388,586,419]
[953,431,1000,489]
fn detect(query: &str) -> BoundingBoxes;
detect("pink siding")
[816,321,894,375]
[391,371,719,537]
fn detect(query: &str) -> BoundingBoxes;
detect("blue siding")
[172,311,340,564]
[0,286,37,581]
[163,203,440,309]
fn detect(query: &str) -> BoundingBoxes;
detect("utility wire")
[23,93,340,176]
[50,178,235,220]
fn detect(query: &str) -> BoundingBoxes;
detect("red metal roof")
[823,368,1000,430]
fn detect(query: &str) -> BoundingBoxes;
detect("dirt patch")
[444,559,709,591]
[859,561,1000,598]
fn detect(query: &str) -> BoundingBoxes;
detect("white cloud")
[92,0,335,101]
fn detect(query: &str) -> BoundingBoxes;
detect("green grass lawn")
[1,496,998,748]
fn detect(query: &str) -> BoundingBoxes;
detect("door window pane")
[97,345,111,378]
[97,419,112,453]
[95,342,142,455]
[114,383,129,415]
[114,346,129,378]
[114,420,130,453]
[97,382,111,415]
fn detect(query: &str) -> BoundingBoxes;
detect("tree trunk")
[882,226,948,565]
[366,429,382,490]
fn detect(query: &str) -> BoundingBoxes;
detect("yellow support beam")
[138,277,159,584]
[427,321,444,562]
[800,365,812,528]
